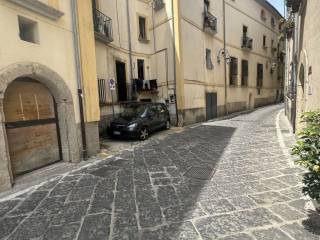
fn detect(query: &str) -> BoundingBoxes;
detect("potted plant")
[292,111,320,212]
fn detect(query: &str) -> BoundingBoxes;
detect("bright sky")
[267,0,285,16]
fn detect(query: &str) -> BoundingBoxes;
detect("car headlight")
[127,123,138,130]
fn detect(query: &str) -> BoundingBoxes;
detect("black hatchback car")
[108,103,170,140]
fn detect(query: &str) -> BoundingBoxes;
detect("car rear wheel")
[139,127,149,140]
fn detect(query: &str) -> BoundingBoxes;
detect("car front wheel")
[139,127,149,140]
[165,120,170,129]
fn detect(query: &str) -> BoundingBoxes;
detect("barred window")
[241,60,248,86]
[229,57,238,86]
[257,63,263,87]
[98,78,107,104]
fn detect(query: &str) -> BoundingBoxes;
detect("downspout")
[126,0,134,100]
[171,0,179,126]
[152,3,156,53]
[283,0,287,106]
[223,0,228,115]
[292,13,300,133]
[71,0,87,159]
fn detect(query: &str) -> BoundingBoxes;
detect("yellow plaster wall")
[48,0,59,9]
[76,0,100,122]
[0,0,80,122]
[172,0,185,111]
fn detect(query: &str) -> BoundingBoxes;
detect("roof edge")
[255,0,284,19]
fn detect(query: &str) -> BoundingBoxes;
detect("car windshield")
[120,105,147,118]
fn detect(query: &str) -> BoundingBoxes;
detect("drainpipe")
[283,0,287,108]
[71,0,87,159]
[171,0,179,126]
[151,3,156,53]
[126,0,134,100]
[223,0,228,115]
[292,13,300,133]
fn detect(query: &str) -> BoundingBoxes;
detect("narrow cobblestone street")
[0,104,319,240]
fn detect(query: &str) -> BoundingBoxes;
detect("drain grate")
[184,167,215,180]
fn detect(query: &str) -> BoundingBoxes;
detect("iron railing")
[98,78,107,104]
[133,79,158,93]
[242,36,253,50]
[286,0,301,13]
[93,9,113,43]
[203,11,217,35]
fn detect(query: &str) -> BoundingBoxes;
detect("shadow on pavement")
[0,124,236,239]
[302,210,320,236]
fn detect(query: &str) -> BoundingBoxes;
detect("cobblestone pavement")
[1,104,320,240]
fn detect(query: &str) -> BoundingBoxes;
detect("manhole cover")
[184,167,215,180]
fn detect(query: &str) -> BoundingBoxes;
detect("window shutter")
[206,49,213,70]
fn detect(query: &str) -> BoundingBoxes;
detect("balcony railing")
[241,36,253,50]
[203,11,217,35]
[286,0,301,13]
[153,0,165,11]
[93,9,113,44]
[133,79,158,94]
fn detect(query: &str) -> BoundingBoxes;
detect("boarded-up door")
[4,79,61,177]
[206,92,217,120]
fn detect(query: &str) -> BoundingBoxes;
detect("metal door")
[206,92,217,120]
[4,79,62,177]
[116,61,128,102]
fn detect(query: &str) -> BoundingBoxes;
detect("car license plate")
[113,131,121,135]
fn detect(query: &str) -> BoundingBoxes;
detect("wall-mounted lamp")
[217,48,231,64]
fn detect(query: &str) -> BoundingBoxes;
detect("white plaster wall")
[180,0,282,110]
[95,0,173,107]
[299,0,320,112]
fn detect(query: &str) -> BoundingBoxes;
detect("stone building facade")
[93,0,284,129]
[284,0,320,132]
[0,0,100,191]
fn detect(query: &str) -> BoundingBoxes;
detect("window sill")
[20,39,40,45]
[138,38,150,44]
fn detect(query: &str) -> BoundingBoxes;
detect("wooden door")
[4,79,61,177]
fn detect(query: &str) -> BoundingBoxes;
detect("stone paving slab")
[0,104,319,240]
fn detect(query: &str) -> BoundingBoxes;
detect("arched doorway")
[4,78,62,177]
[0,62,80,190]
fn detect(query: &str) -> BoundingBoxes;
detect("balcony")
[286,0,301,13]
[134,79,158,94]
[203,11,217,35]
[153,0,165,11]
[93,9,113,44]
[241,36,253,50]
